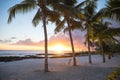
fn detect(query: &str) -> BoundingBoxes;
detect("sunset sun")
[50,44,69,54]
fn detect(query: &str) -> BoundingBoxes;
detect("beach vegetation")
[107,66,120,80]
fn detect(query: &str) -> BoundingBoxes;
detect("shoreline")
[0,52,87,62]
[0,54,119,62]
[0,54,72,62]
[0,53,119,62]
[0,51,100,62]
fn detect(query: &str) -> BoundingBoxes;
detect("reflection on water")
[0,50,43,57]
[0,50,71,57]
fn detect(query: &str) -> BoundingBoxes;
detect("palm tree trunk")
[101,47,106,63]
[87,26,92,64]
[67,18,76,66]
[42,12,49,72]
[38,0,48,72]
[111,53,114,57]
[100,39,106,63]
[108,53,111,60]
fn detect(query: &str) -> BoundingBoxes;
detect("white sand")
[0,55,120,80]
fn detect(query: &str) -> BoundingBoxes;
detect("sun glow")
[50,44,69,54]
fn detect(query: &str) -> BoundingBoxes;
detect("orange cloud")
[0,30,88,52]
[0,43,43,50]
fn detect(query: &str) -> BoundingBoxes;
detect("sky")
[0,0,108,52]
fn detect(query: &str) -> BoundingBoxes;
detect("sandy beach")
[0,55,120,80]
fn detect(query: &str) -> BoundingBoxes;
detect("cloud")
[0,39,12,43]
[11,37,16,39]
[12,39,36,45]
[12,38,44,46]
[11,30,87,51]
[0,37,17,44]
[0,40,3,42]
[48,30,87,51]
[49,32,69,45]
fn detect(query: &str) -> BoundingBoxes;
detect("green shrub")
[107,66,120,80]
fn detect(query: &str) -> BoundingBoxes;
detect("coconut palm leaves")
[32,9,60,26]
[106,0,120,21]
[91,0,120,21]
[32,9,42,26]
[8,0,36,23]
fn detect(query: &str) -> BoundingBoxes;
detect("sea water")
[0,50,43,57]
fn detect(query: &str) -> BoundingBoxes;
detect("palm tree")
[8,0,60,72]
[92,20,120,62]
[55,0,76,66]
[75,0,120,63]
[54,0,86,66]
[76,0,99,64]
[84,30,96,52]
[92,21,112,62]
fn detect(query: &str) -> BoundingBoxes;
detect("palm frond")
[46,9,61,23]
[64,24,82,32]
[106,0,120,9]
[84,0,98,18]
[54,18,66,33]
[103,28,120,36]
[46,0,59,5]
[111,37,120,44]
[75,1,87,8]
[104,21,112,27]
[106,0,120,21]
[90,8,108,21]
[69,19,83,30]
[60,0,77,6]
[64,18,84,32]
[53,3,79,18]
[8,0,36,23]
[77,13,85,20]
[32,9,42,27]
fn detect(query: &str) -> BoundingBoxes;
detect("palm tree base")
[103,58,106,63]
[89,55,92,64]
[89,61,92,64]
[45,70,49,72]
[73,63,77,66]
[44,68,49,72]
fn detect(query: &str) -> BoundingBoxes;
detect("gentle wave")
[0,50,44,57]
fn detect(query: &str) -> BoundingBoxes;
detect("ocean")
[0,50,45,57]
[0,50,71,57]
